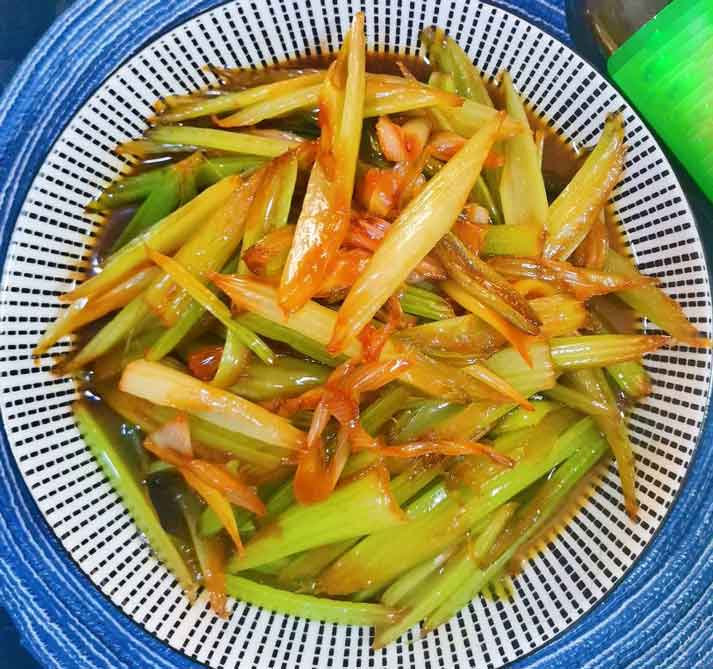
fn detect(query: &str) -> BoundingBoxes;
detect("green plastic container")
[608,0,713,201]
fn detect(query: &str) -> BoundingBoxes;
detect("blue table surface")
[1,1,711,668]
[1,5,66,665]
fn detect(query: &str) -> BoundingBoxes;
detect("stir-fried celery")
[48,15,704,648]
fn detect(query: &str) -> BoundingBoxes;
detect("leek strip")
[64,176,240,302]
[74,402,195,594]
[330,115,503,352]
[225,576,395,626]
[119,360,305,450]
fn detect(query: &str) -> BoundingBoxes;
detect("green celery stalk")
[390,399,463,442]
[66,175,241,302]
[607,360,651,399]
[230,356,329,401]
[490,400,559,436]
[147,126,297,157]
[400,285,455,320]
[199,505,256,539]
[360,385,411,436]
[92,327,164,380]
[74,402,195,593]
[235,312,345,367]
[318,416,591,595]
[482,223,543,256]
[225,575,396,626]
[374,503,516,647]
[543,383,611,415]
[425,429,607,631]
[211,330,250,389]
[228,468,405,572]
[550,334,668,371]
[66,296,152,371]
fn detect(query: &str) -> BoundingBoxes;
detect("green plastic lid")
[608,0,713,202]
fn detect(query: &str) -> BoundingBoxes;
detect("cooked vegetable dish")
[39,14,709,646]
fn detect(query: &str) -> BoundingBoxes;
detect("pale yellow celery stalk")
[278,13,365,313]
[544,115,625,260]
[62,176,240,303]
[35,267,159,355]
[144,170,261,326]
[158,72,326,123]
[499,72,548,231]
[530,295,588,337]
[119,360,305,450]
[146,126,298,157]
[329,114,503,353]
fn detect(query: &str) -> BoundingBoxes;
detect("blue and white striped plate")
[0,1,711,668]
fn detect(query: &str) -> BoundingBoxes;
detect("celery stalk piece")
[235,312,344,367]
[238,153,297,275]
[195,156,267,188]
[159,72,327,123]
[318,416,590,595]
[88,170,165,211]
[228,468,405,572]
[143,171,260,325]
[146,249,274,364]
[421,27,492,106]
[330,115,503,352]
[482,223,542,256]
[607,360,651,399]
[278,14,365,314]
[214,275,362,360]
[64,175,241,302]
[199,505,256,539]
[400,285,455,320]
[230,356,329,401]
[472,176,504,225]
[112,153,202,252]
[568,367,638,518]
[490,400,559,436]
[374,503,516,648]
[65,296,151,371]
[550,334,669,370]
[440,99,524,139]
[111,171,183,253]
[435,232,541,335]
[278,540,355,584]
[390,400,463,442]
[101,387,285,468]
[225,575,396,626]
[146,255,240,362]
[146,126,298,157]
[35,267,160,357]
[544,115,625,260]
[363,79,462,117]
[92,328,164,381]
[74,402,196,594]
[211,330,250,389]
[604,250,707,345]
[426,430,608,631]
[543,383,611,416]
[499,73,548,232]
[119,360,305,450]
[263,480,296,522]
[360,385,411,436]
[530,295,588,338]
[216,84,322,127]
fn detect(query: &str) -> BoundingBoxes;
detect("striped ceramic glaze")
[0,1,711,668]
